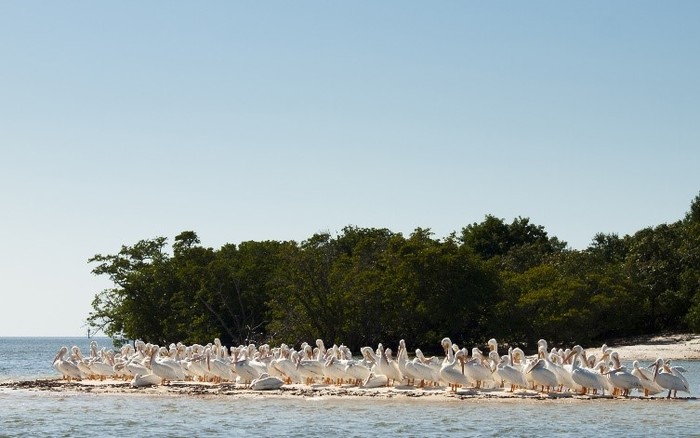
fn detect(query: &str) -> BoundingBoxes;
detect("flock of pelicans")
[52,337,691,398]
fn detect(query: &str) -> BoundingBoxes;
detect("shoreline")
[0,378,696,401]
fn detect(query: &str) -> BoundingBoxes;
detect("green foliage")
[87,192,700,352]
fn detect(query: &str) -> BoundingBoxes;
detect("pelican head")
[487,338,498,352]
[441,338,452,356]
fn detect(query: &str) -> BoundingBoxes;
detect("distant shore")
[599,333,700,361]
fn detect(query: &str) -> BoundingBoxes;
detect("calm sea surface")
[1,337,699,437]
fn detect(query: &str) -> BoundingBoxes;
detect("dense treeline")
[87,193,700,353]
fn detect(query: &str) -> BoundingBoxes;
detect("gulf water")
[1,337,699,437]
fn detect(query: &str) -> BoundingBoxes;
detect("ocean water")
[1,337,699,437]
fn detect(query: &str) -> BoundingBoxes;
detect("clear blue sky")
[1,1,698,336]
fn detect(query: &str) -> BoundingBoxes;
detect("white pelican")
[605,352,641,397]
[463,348,493,389]
[439,349,469,391]
[362,372,389,388]
[376,344,403,386]
[491,350,527,391]
[183,347,208,382]
[525,359,558,392]
[397,340,420,386]
[270,345,302,384]
[400,343,436,388]
[665,360,690,393]
[250,373,285,390]
[487,338,499,355]
[510,347,536,389]
[414,349,441,385]
[206,347,234,383]
[155,346,186,380]
[231,347,260,386]
[488,352,506,388]
[344,360,372,385]
[70,347,93,379]
[53,347,82,381]
[631,360,663,397]
[440,338,455,363]
[296,344,325,384]
[594,360,614,395]
[130,373,162,387]
[124,352,151,378]
[567,346,606,395]
[149,345,183,384]
[651,358,689,398]
[248,349,270,377]
[323,356,349,385]
[88,349,116,380]
[540,347,577,392]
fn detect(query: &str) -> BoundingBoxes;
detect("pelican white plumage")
[296,344,325,384]
[183,347,208,382]
[155,346,186,380]
[397,340,419,386]
[124,353,150,378]
[487,338,499,355]
[401,342,437,388]
[248,348,270,377]
[206,347,234,383]
[651,358,689,398]
[323,356,349,385]
[376,344,403,386]
[53,346,82,381]
[70,346,92,379]
[440,338,455,363]
[666,360,690,393]
[149,345,183,384]
[510,347,537,389]
[271,345,301,384]
[414,348,441,385]
[250,373,285,390]
[87,349,116,380]
[540,347,576,392]
[606,352,641,397]
[526,359,558,392]
[631,360,663,397]
[344,360,372,385]
[362,372,389,388]
[130,373,162,387]
[492,350,527,391]
[593,360,614,395]
[489,352,506,388]
[439,349,469,391]
[232,347,260,386]
[464,348,494,389]
[568,345,606,395]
